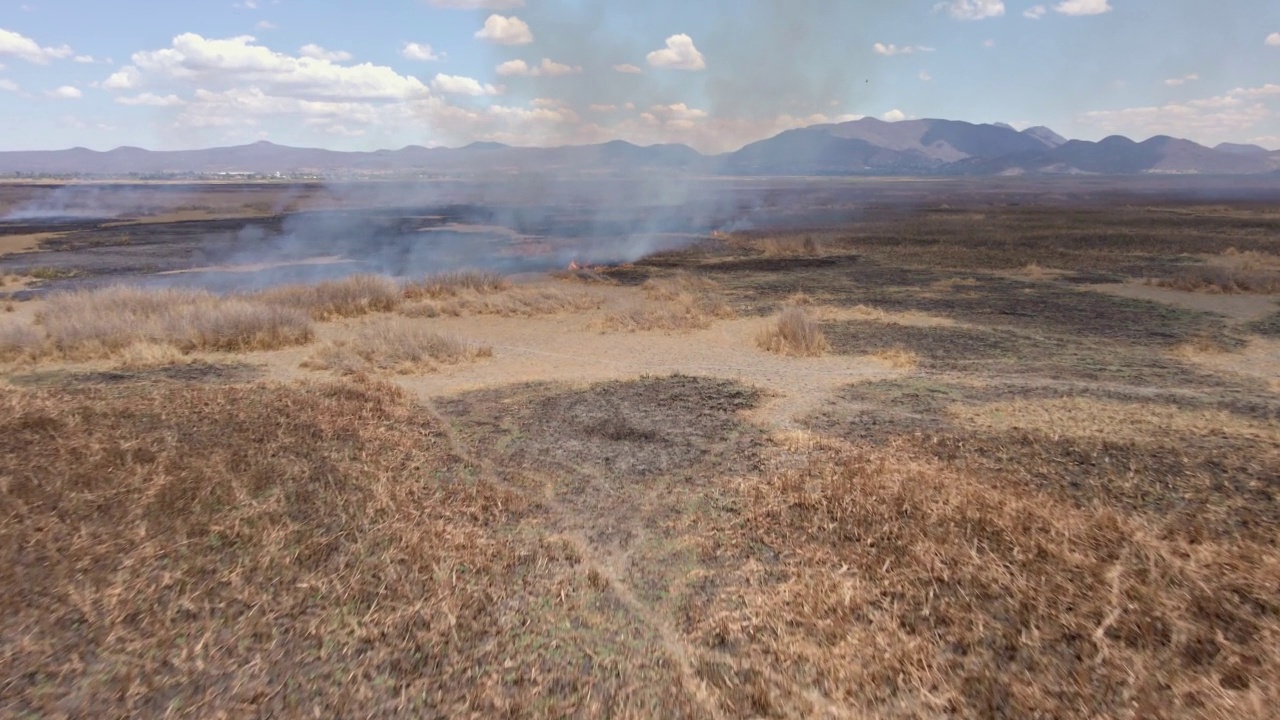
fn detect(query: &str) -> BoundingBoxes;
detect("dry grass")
[690,435,1280,717]
[0,379,567,717]
[254,273,402,319]
[870,346,920,370]
[602,272,735,332]
[304,318,491,375]
[756,307,830,356]
[23,286,314,361]
[401,285,602,319]
[402,270,510,300]
[0,317,44,361]
[745,234,821,258]
[1151,266,1280,294]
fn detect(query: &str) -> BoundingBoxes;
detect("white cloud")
[73,54,95,63]
[1165,73,1199,87]
[102,66,142,90]
[0,78,18,92]
[1266,32,1280,47]
[119,34,430,101]
[426,0,524,7]
[919,70,933,81]
[1024,5,1047,18]
[873,43,934,56]
[882,109,906,121]
[301,44,351,62]
[0,27,73,64]
[1080,83,1280,143]
[935,0,1005,20]
[613,63,642,74]
[983,39,996,47]
[589,103,617,113]
[401,42,440,61]
[431,73,501,96]
[46,85,82,99]
[496,58,581,77]
[1054,0,1112,15]
[115,92,184,106]
[256,20,277,30]
[474,15,533,45]
[646,34,705,70]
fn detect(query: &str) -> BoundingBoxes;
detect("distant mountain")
[2,119,1277,177]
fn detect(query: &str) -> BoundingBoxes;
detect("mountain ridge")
[1,118,1276,177]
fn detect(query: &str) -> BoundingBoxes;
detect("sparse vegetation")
[253,273,402,319]
[401,284,602,318]
[870,346,920,369]
[601,271,736,332]
[304,318,491,374]
[1149,264,1280,294]
[757,307,829,356]
[402,269,510,299]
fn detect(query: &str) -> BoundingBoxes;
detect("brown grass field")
[2,188,1280,718]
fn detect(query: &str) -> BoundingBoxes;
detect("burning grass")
[253,273,402,319]
[756,307,830,356]
[303,318,491,375]
[688,434,1280,717]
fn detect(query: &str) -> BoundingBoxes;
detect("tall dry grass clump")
[403,270,510,300]
[0,317,44,362]
[0,379,545,716]
[601,272,736,332]
[693,436,1280,718]
[401,284,601,319]
[1150,266,1280,294]
[757,307,829,356]
[254,273,402,319]
[32,285,314,360]
[304,318,491,374]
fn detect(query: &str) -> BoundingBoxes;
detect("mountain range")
[2,118,1277,177]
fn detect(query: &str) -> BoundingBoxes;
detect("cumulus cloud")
[1055,0,1111,15]
[1024,5,1047,18]
[1267,32,1280,47]
[1165,73,1199,87]
[873,43,934,56]
[73,54,95,64]
[613,63,642,74]
[882,109,906,121]
[431,73,501,96]
[113,34,429,101]
[496,58,581,77]
[1080,84,1279,143]
[589,103,617,113]
[300,44,352,62]
[46,85,82,99]
[0,27,73,64]
[0,78,18,92]
[426,0,524,7]
[401,42,440,61]
[115,92,184,106]
[646,34,705,70]
[935,0,1005,20]
[474,15,533,45]
[256,20,277,30]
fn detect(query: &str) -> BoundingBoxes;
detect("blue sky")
[1,0,1278,152]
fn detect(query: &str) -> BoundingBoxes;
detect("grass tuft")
[253,273,402,319]
[757,307,830,356]
[304,318,491,374]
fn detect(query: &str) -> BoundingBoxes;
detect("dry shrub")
[401,285,602,319]
[641,272,720,301]
[756,235,820,257]
[0,317,44,362]
[35,286,314,360]
[112,341,192,369]
[304,318,491,374]
[0,379,564,717]
[254,273,402,319]
[1151,267,1280,294]
[697,437,1280,718]
[403,270,509,300]
[602,273,734,332]
[870,346,920,370]
[756,307,829,356]
[846,303,957,327]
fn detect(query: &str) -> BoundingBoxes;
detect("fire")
[567,260,582,271]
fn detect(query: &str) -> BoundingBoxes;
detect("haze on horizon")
[1,0,1278,154]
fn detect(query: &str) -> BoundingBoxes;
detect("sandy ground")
[0,232,63,257]
[1177,336,1280,391]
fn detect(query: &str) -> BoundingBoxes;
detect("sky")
[1,0,1278,153]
